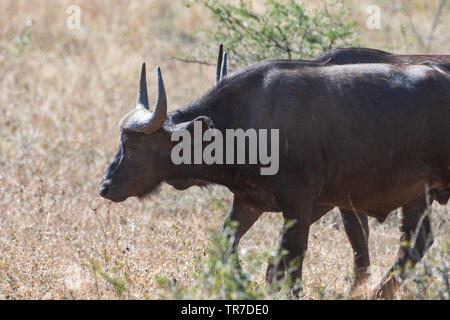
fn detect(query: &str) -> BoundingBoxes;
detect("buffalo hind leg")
[373,195,434,299]
[267,204,331,286]
[340,209,371,294]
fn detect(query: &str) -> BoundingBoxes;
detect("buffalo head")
[100,46,228,201]
[99,63,181,202]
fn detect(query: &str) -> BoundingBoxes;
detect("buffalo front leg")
[221,194,263,257]
[266,195,313,297]
[340,208,371,293]
[373,195,434,299]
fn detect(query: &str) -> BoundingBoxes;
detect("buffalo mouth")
[100,191,128,203]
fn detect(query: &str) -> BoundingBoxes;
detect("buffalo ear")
[194,116,215,130]
[170,116,215,134]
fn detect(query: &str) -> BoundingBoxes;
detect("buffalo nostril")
[99,184,109,197]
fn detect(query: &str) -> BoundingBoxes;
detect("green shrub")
[156,220,307,300]
[184,0,359,68]
[14,19,33,54]
[402,241,449,300]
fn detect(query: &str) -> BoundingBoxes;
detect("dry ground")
[0,0,448,299]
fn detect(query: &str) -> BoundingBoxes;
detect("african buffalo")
[100,50,450,298]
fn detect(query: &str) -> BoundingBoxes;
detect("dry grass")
[0,0,448,299]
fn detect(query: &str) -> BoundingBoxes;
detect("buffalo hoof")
[371,277,400,300]
[348,271,371,298]
[265,262,303,299]
[265,262,285,284]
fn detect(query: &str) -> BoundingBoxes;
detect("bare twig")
[276,26,292,59]
[347,195,368,243]
[401,0,426,49]
[298,25,310,54]
[401,0,448,52]
[171,56,215,66]
[425,0,448,52]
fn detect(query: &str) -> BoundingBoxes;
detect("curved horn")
[220,51,227,81]
[216,44,223,84]
[137,62,149,109]
[150,66,167,129]
[122,66,167,135]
